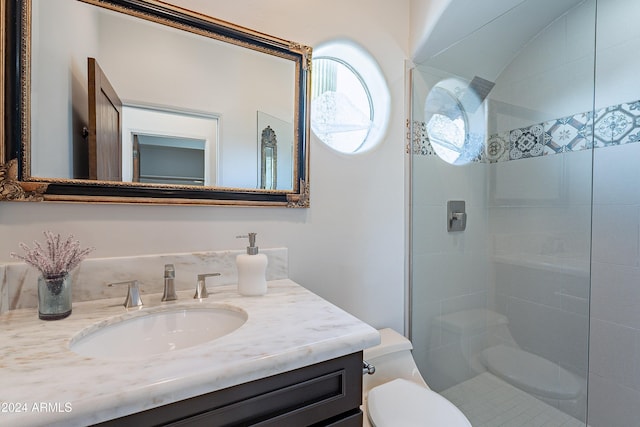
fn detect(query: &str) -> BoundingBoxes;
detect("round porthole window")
[424,77,488,165]
[311,40,389,154]
[311,58,371,153]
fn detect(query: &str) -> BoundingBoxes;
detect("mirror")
[2,0,311,206]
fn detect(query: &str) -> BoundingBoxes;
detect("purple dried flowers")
[11,231,94,278]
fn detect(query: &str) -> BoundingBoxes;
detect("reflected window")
[424,77,492,165]
[426,98,467,164]
[311,40,390,154]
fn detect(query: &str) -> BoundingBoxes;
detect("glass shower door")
[409,1,595,425]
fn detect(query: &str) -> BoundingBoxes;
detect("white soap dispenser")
[236,233,268,296]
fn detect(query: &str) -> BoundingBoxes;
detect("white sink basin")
[70,306,247,359]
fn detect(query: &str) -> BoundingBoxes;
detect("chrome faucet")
[193,273,221,299]
[108,280,143,308]
[161,264,177,302]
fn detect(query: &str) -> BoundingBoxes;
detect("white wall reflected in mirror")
[122,105,218,186]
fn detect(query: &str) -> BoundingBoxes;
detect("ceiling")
[413,0,586,81]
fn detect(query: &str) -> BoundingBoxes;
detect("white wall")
[1,0,410,332]
[409,0,450,63]
[31,0,99,178]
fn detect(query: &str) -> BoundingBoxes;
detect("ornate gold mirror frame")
[1,0,311,207]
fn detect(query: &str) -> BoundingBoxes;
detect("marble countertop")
[0,279,379,427]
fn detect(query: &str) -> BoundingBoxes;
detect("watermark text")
[1,402,72,413]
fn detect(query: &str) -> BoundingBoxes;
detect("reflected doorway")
[132,135,205,185]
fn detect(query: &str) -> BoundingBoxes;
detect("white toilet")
[362,328,471,427]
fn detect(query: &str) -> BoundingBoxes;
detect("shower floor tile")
[442,372,585,427]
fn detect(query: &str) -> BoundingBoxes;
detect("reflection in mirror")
[30,0,294,190]
[134,135,205,186]
[260,126,277,190]
[87,57,122,181]
[257,111,293,190]
[3,0,311,206]
[123,105,217,186]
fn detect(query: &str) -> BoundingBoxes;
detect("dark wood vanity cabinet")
[94,352,363,427]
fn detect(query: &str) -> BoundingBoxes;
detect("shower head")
[461,76,495,112]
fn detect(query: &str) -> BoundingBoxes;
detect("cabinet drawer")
[95,352,363,426]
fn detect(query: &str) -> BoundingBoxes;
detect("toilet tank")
[363,328,428,393]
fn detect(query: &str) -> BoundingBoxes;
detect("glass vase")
[38,273,72,320]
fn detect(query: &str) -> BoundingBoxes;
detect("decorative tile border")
[544,113,592,153]
[409,120,485,163]
[508,123,549,159]
[411,98,640,161]
[409,120,436,156]
[486,132,510,162]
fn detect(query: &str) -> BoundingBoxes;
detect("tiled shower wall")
[413,100,640,425]
[412,125,592,420]
[587,0,640,423]
[588,139,640,426]
[410,151,490,392]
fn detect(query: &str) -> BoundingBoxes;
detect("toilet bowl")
[362,328,471,427]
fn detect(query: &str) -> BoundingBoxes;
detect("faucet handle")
[194,273,221,299]
[108,280,143,308]
[162,264,177,302]
[164,263,175,278]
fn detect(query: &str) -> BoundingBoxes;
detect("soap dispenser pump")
[236,233,268,296]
